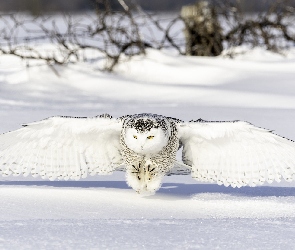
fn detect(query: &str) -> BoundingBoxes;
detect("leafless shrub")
[218,0,295,56]
[0,0,183,72]
[0,0,294,73]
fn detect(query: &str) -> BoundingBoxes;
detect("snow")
[1,46,295,249]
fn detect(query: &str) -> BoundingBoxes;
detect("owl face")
[124,127,169,154]
[123,117,170,155]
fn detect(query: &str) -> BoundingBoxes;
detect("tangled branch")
[218,0,295,55]
[0,0,294,72]
[0,0,183,72]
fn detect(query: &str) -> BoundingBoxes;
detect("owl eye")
[147,136,154,139]
[133,135,137,139]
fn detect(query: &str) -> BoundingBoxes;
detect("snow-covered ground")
[1,47,295,249]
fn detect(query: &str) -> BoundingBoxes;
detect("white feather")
[0,116,123,180]
[178,120,295,187]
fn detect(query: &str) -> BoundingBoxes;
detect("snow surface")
[1,47,295,249]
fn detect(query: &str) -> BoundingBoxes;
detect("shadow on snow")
[0,180,295,198]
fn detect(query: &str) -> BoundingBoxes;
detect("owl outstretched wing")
[0,115,123,180]
[177,119,295,187]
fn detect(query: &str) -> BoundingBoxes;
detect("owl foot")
[126,161,163,194]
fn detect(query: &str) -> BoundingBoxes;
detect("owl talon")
[132,164,139,172]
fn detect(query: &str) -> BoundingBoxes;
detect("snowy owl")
[0,113,295,195]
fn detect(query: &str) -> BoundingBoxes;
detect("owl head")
[123,115,170,155]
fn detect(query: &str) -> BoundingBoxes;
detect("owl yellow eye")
[133,135,137,139]
[147,136,154,139]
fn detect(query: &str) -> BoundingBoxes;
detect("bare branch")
[118,0,129,11]
[0,0,294,73]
